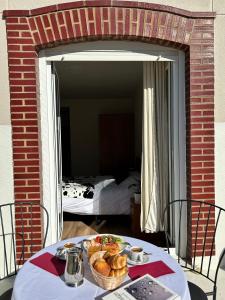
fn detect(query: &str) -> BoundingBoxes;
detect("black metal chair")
[163,199,225,300]
[0,201,49,299]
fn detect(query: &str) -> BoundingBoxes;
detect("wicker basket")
[89,251,128,290]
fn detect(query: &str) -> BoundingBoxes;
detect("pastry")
[109,267,128,277]
[88,245,102,258]
[102,243,120,256]
[106,254,127,269]
[103,251,111,260]
[94,258,111,276]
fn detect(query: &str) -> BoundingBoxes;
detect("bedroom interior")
[54,60,173,246]
[55,61,146,240]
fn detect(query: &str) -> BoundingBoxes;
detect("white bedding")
[62,174,139,215]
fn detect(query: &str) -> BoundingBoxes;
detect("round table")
[12,236,191,300]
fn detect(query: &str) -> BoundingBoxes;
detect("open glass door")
[51,63,63,241]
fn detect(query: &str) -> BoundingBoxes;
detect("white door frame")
[38,41,186,246]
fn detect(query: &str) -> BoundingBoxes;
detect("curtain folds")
[141,61,169,233]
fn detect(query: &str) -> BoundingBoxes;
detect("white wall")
[0,4,14,207]
[62,97,135,176]
[0,0,213,11]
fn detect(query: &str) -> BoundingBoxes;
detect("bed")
[62,173,139,215]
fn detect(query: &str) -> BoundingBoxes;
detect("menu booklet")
[102,274,181,300]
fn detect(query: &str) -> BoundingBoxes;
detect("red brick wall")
[3,1,215,258]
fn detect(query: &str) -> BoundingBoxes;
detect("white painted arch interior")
[40,41,179,62]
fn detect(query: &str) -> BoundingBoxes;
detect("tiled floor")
[186,268,225,299]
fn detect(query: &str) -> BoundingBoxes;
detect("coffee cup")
[64,242,76,250]
[129,246,144,262]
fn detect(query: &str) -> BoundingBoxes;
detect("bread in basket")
[89,251,128,290]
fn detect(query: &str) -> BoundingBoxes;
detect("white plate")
[127,254,150,265]
[82,234,127,253]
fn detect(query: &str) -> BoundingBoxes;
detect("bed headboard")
[99,114,135,175]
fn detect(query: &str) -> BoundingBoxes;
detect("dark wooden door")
[99,114,134,175]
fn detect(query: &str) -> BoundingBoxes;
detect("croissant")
[106,254,127,270]
[109,267,127,277]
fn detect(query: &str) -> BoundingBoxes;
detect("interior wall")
[62,97,137,176]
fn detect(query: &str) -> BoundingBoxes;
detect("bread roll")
[94,258,111,277]
[106,254,127,270]
[109,267,127,277]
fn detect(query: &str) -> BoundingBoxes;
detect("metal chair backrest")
[0,201,49,280]
[163,199,225,299]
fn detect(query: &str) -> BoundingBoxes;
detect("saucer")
[127,254,150,266]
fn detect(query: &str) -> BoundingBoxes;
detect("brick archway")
[3,1,215,257]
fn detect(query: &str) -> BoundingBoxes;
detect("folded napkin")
[30,252,66,276]
[129,260,175,280]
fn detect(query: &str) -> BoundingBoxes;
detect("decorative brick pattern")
[3,1,215,258]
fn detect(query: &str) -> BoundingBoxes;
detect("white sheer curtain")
[141,61,169,233]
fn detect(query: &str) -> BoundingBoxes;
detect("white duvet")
[62,174,139,215]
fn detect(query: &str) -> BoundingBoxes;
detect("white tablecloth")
[12,236,191,300]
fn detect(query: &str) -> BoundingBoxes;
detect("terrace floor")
[186,269,225,300]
